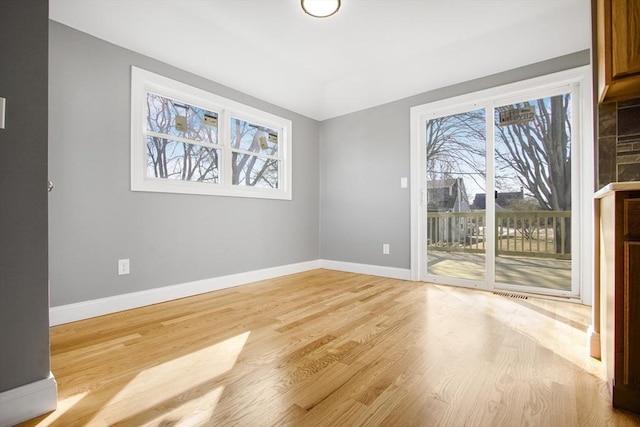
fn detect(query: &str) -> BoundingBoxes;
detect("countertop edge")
[594,181,640,199]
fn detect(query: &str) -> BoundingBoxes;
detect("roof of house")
[471,189,524,210]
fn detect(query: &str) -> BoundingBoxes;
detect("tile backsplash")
[597,97,640,189]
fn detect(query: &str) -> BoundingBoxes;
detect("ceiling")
[49,0,591,121]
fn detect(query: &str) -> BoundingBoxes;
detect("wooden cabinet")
[597,0,640,103]
[596,183,640,413]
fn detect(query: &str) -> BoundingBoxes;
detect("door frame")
[409,66,593,304]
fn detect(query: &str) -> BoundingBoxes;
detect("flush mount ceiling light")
[301,0,341,18]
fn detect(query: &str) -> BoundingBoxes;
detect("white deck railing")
[426,211,571,260]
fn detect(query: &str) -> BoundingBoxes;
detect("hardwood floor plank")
[19,270,640,426]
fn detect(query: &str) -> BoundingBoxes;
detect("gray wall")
[0,0,50,392]
[320,50,591,268]
[49,22,320,307]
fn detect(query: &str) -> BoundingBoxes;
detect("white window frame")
[131,66,292,200]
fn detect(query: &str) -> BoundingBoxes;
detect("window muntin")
[131,67,292,199]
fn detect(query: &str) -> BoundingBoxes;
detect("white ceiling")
[49,0,591,121]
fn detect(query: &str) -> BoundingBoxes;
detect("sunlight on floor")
[94,331,250,425]
[34,331,250,426]
[437,285,602,379]
[503,298,604,378]
[32,392,88,425]
[144,385,225,427]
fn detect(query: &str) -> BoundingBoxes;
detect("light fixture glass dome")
[301,0,341,18]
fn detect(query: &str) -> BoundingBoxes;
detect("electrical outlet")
[118,259,130,275]
[383,244,390,255]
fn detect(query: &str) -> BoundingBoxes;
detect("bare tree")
[495,95,571,211]
[425,109,485,190]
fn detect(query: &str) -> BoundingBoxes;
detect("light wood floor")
[22,269,640,426]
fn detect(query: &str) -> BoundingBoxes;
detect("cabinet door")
[623,198,640,394]
[615,195,640,412]
[598,0,640,102]
[612,0,640,78]
[625,198,640,239]
[622,242,640,391]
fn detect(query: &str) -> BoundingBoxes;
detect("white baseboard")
[50,259,410,326]
[320,259,411,281]
[0,373,57,427]
[50,260,320,326]
[588,326,601,360]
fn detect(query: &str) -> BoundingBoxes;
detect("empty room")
[1,0,640,426]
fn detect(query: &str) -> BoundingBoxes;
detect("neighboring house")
[427,178,470,213]
[427,178,471,244]
[471,188,524,211]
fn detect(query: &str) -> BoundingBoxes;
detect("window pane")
[146,136,219,183]
[232,152,279,188]
[494,94,572,290]
[230,118,279,156]
[146,93,218,145]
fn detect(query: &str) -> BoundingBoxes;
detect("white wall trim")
[50,259,413,325]
[588,326,601,360]
[50,260,320,326]
[320,259,411,281]
[0,373,57,427]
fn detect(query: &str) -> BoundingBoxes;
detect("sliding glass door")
[415,77,583,297]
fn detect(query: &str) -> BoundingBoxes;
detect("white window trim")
[131,66,292,200]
